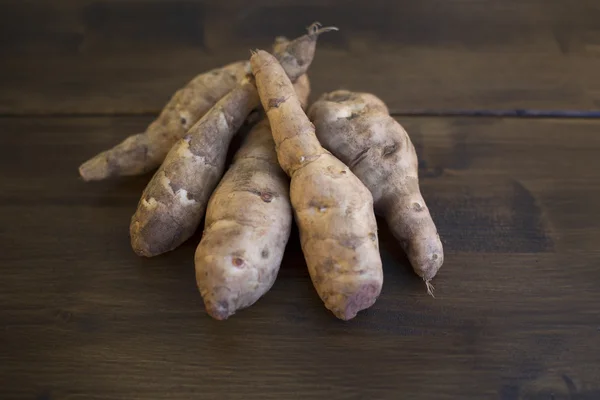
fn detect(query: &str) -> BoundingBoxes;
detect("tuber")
[130,76,260,257]
[251,50,383,321]
[194,74,310,320]
[308,90,444,294]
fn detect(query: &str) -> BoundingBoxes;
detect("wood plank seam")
[1,110,600,118]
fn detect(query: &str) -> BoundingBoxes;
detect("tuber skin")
[308,90,444,294]
[273,22,338,83]
[251,50,383,321]
[78,61,248,181]
[129,23,333,257]
[130,77,260,257]
[194,74,310,320]
[194,119,292,320]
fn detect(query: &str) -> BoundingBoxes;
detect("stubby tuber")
[194,74,310,320]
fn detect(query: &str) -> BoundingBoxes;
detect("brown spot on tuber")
[232,257,244,267]
[180,117,187,125]
[260,192,273,203]
[261,248,269,259]
[340,170,347,174]
[368,232,377,242]
[412,202,423,212]
[347,112,360,120]
[268,97,286,109]
[168,180,184,197]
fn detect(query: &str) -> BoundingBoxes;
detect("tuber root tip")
[306,22,339,37]
[425,280,436,298]
[78,164,91,181]
[204,301,233,321]
[78,157,109,182]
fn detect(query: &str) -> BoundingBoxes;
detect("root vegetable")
[130,77,260,257]
[194,75,310,320]
[272,22,338,82]
[251,50,383,321]
[130,23,333,257]
[308,90,444,293]
[78,61,248,181]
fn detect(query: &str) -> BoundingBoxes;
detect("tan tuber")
[308,90,444,293]
[251,50,383,320]
[194,75,310,320]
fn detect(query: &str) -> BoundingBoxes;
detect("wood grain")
[1,116,599,399]
[1,0,600,114]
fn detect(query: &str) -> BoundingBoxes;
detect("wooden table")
[1,2,599,399]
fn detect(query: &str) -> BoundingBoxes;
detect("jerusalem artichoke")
[194,74,309,320]
[308,90,444,293]
[130,77,260,257]
[251,50,383,321]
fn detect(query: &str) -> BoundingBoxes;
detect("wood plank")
[1,0,600,114]
[1,115,599,399]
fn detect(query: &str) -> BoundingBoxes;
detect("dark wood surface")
[2,116,599,399]
[2,0,600,114]
[2,1,600,399]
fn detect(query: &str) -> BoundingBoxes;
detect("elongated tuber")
[130,77,260,257]
[251,50,383,320]
[130,23,333,257]
[308,90,444,293]
[79,61,249,181]
[194,75,310,320]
